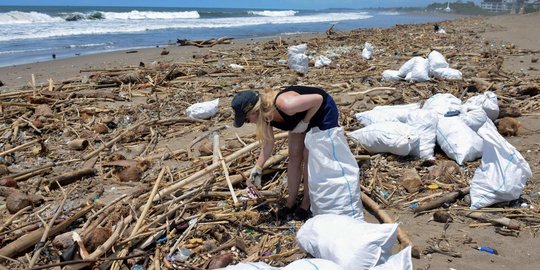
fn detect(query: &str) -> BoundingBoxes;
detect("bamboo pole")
[215,134,238,205]
[0,138,41,157]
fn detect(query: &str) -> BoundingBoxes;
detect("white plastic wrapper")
[382,70,403,81]
[464,91,499,120]
[229,63,244,69]
[432,67,462,80]
[185,98,219,119]
[470,120,532,209]
[362,42,373,60]
[349,122,420,156]
[305,127,364,220]
[297,214,398,270]
[314,55,332,68]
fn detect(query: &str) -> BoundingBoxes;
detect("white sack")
[459,105,488,132]
[404,58,430,82]
[185,98,219,119]
[427,50,449,73]
[398,56,423,77]
[283,259,344,270]
[349,122,420,156]
[464,91,499,120]
[382,70,403,81]
[436,116,483,165]
[305,127,364,220]
[362,42,373,60]
[470,120,532,209]
[287,44,308,75]
[400,109,438,159]
[371,246,413,270]
[432,67,462,80]
[422,93,462,116]
[296,214,398,270]
[314,55,332,68]
[355,103,421,126]
[221,262,277,270]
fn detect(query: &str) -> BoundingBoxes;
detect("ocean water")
[0,6,457,67]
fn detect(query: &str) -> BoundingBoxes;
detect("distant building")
[480,0,514,12]
[444,1,452,12]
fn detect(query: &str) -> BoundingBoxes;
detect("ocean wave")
[0,11,64,24]
[378,11,400,16]
[59,12,104,21]
[64,42,114,48]
[101,10,200,20]
[248,10,298,17]
[0,12,372,42]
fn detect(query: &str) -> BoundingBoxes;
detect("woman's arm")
[275,93,323,123]
[255,124,275,168]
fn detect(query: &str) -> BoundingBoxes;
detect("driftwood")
[48,168,96,190]
[414,187,470,214]
[465,211,521,230]
[176,37,234,48]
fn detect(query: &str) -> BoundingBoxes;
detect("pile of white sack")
[350,91,532,209]
[223,214,413,270]
[382,50,462,82]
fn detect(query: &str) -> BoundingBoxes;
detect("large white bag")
[314,55,331,68]
[186,98,219,119]
[362,42,373,60]
[382,70,402,81]
[431,67,462,80]
[349,122,420,156]
[422,93,462,116]
[459,104,488,132]
[355,103,421,126]
[287,44,308,75]
[305,127,364,220]
[296,214,398,270]
[398,56,423,77]
[400,109,438,159]
[470,120,532,209]
[371,246,413,270]
[404,58,430,82]
[427,50,449,73]
[464,91,499,120]
[283,259,344,270]
[436,116,483,165]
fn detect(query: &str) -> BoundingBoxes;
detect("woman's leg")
[299,147,310,210]
[286,132,306,208]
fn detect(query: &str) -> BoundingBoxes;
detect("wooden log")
[413,187,470,214]
[361,193,419,258]
[48,168,96,190]
[0,204,93,259]
[465,211,521,230]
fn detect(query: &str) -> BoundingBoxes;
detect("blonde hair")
[255,88,279,143]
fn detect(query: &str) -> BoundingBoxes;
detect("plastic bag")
[398,56,424,77]
[287,44,308,75]
[404,57,430,82]
[436,116,483,165]
[400,109,438,159]
[349,122,420,156]
[314,55,331,68]
[459,104,488,132]
[305,127,364,220]
[422,93,462,116]
[296,214,398,270]
[470,120,532,209]
[427,50,449,73]
[362,42,373,60]
[371,246,413,270]
[186,98,219,119]
[431,67,462,80]
[355,103,421,126]
[464,91,499,120]
[283,259,344,270]
[382,70,403,81]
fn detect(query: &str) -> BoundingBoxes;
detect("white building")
[480,0,515,12]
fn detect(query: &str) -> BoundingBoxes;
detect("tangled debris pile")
[0,17,539,269]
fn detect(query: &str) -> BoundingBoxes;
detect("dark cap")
[231,91,259,128]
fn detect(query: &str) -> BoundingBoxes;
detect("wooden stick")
[0,138,41,157]
[48,168,96,190]
[0,204,94,259]
[215,134,238,205]
[413,187,470,214]
[0,205,31,233]
[464,211,521,230]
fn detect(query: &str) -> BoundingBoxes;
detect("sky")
[1,0,481,9]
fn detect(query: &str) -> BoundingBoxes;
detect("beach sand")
[1,13,539,270]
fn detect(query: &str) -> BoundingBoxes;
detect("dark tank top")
[270,85,329,131]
